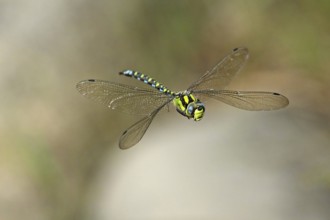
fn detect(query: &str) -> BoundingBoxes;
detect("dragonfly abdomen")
[119,70,174,96]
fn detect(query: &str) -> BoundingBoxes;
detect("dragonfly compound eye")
[187,104,194,115]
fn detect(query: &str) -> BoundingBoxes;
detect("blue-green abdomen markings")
[119,70,174,96]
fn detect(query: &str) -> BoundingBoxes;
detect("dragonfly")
[76,47,289,149]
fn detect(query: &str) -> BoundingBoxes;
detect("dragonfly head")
[187,101,205,121]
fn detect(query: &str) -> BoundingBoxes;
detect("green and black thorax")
[120,70,205,121]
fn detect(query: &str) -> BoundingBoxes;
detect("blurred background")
[1,0,330,219]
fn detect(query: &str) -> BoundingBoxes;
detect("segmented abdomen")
[119,70,174,96]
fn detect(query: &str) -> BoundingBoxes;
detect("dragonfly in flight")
[76,47,289,149]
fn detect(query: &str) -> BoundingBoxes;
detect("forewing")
[195,90,289,111]
[119,101,170,149]
[76,79,171,115]
[188,48,249,92]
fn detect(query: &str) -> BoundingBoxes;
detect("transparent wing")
[119,101,170,149]
[194,90,289,111]
[76,79,172,115]
[187,47,249,92]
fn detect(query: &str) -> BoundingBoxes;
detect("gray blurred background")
[1,1,330,220]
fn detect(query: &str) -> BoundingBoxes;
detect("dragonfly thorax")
[173,92,205,121]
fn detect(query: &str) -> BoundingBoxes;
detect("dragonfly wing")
[194,90,289,111]
[188,48,249,92]
[119,101,170,149]
[76,79,171,115]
